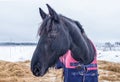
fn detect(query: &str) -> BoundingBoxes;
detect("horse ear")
[39,8,47,20]
[46,4,59,21]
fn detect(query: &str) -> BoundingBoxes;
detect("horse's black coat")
[31,4,96,77]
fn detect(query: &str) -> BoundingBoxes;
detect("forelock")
[38,17,53,36]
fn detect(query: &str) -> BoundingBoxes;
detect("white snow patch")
[97,50,120,63]
[0,46,36,62]
[0,46,120,63]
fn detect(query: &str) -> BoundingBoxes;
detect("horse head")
[31,4,71,76]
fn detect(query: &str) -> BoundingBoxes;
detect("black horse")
[31,4,96,77]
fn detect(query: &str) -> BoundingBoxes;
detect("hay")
[98,60,120,81]
[0,60,63,82]
[0,60,120,82]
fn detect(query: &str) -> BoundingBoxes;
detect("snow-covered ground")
[0,46,36,62]
[0,46,120,63]
[97,50,120,63]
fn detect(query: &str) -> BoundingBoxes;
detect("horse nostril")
[33,65,41,76]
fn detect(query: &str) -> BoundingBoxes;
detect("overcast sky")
[0,0,120,42]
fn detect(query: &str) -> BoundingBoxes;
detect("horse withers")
[31,4,95,77]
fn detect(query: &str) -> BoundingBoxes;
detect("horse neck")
[67,24,87,47]
[67,24,95,64]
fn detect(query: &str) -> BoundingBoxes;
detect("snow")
[0,46,36,62]
[97,50,120,63]
[0,45,120,63]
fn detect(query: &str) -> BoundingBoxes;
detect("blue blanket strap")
[70,62,97,68]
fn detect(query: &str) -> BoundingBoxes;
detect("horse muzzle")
[32,64,48,77]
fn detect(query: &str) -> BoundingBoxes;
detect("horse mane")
[60,15,85,33]
[38,14,85,36]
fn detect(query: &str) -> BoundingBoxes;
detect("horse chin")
[40,67,48,77]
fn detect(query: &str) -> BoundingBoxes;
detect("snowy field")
[0,45,120,63]
[97,50,120,63]
[0,45,36,62]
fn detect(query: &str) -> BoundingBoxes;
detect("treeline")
[96,42,120,51]
[0,42,37,46]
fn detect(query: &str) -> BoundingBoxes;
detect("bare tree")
[105,42,112,50]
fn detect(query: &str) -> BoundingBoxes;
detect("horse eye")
[48,31,57,38]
